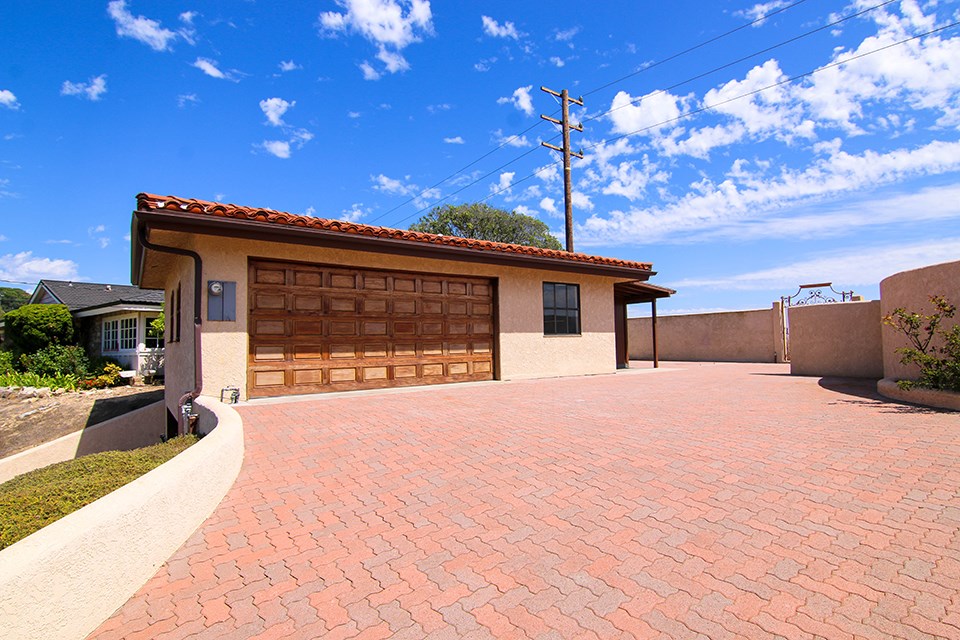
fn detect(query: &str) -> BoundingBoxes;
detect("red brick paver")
[89,363,960,639]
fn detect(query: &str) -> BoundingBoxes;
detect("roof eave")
[133,209,656,280]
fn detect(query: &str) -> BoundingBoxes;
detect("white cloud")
[179,11,197,24]
[260,140,291,159]
[443,136,465,144]
[0,251,79,283]
[61,75,108,101]
[540,197,558,214]
[674,238,960,291]
[0,90,19,110]
[579,139,960,245]
[735,1,790,25]
[371,173,439,208]
[608,89,684,136]
[549,56,565,68]
[192,58,239,81]
[473,57,496,72]
[340,203,369,222]
[359,61,381,81]
[107,0,178,51]
[348,111,362,119]
[571,191,594,211]
[481,16,522,39]
[260,97,293,127]
[497,85,535,116]
[319,0,433,78]
[177,93,199,108]
[492,129,531,148]
[427,103,451,114]
[513,205,536,216]
[491,171,515,195]
[555,26,579,41]
[279,60,301,72]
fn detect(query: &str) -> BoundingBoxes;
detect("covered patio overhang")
[614,281,676,369]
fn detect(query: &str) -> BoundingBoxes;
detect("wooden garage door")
[247,260,495,398]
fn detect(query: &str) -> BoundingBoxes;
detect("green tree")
[0,287,30,314]
[3,304,75,356]
[410,203,563,250]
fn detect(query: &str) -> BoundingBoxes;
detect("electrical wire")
[369,0,814,226]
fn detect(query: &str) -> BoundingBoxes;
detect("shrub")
[79,363,124,390]
[0,351,13,375]
[0,371,78,391]
[20,344,90,378]
[883,295,960,392]
[3,304,74,356]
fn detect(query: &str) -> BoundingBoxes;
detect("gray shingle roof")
[37,280,164,313]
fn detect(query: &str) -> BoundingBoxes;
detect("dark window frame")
[542,282,581,336]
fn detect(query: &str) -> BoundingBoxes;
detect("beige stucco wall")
[627,304,785,363]
[880,259,960,382]
[142,230,627,402]
[788,300,883,378]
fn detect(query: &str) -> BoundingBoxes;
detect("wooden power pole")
[540,86,583,252]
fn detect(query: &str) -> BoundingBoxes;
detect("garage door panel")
[248,260,495,397]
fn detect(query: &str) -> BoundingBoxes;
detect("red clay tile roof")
[136,193,653,272]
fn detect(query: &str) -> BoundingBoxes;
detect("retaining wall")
[0,395,244,640]
[0,400,166,485]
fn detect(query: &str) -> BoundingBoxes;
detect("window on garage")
[543,282,580,335]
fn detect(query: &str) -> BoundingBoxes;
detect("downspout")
[138,224,203,436]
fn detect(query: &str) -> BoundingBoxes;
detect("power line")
[582,0,812,98]
[478,20,960,207]
[401,0,896,221]
[370,0,814,227]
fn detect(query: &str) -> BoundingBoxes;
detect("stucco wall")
[788,300,883,378]
[142,230,626,401]
[879,260,960,382]
[627,304,785,363]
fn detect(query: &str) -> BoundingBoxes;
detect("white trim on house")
[100,311,164,375]
[74,304,162,318]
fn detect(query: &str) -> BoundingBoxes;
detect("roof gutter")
[137,224,202,437]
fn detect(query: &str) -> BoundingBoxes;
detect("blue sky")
[1,0,959,315]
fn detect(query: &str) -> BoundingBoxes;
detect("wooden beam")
[652,298,659,368]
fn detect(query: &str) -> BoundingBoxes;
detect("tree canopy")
[0,287,30,315]
[409,204,563,250]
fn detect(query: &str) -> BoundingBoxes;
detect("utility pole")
[540,86,583,252]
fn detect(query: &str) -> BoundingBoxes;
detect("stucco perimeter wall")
[788,300,883,378]
[880,259,960,381]
[0,400,165,484]
[628,305,785,363]
[0,395,243,640]
[141,230,624,400]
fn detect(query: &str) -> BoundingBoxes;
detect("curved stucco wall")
[0,400,165,485]
[879,259,960,381]
[0,395,243,640]
[142,230,626,403]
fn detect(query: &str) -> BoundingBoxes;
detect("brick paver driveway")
[91,363,960,639]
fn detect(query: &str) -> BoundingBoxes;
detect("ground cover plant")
[883,294,960,392]
[0,435,198,550]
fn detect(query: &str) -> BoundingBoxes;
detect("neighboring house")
[28,280,165,374]
[130,193,672,425]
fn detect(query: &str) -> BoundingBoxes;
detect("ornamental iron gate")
[780,282,856,361]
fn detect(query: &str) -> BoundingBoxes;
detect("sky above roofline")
[1,0,959,316]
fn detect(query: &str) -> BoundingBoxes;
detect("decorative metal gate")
[780,282,855,361]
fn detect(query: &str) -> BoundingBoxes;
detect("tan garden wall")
[627,303,786,363]
[880,259,960,382]
[0,400,165,484]
[788,300,883,378]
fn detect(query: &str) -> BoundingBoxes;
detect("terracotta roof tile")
[136,193,653,272]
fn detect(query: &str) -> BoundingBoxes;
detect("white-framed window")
[102,319,120,352]
[120,317,137,350]
[102,317,139,352]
